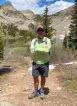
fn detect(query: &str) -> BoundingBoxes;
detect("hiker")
[28,24,51,99]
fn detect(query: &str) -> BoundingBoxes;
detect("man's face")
[37,28,44,39]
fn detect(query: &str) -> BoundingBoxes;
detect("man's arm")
[30,39,35,60]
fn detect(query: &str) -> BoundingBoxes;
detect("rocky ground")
[0,61,77,106]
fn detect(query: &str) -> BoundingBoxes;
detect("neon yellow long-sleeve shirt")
[30,37,51,64]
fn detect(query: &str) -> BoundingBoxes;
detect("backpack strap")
[34,38,38,52]
[45,37,50,55]
[45,37,47,45]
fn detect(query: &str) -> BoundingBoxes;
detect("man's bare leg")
[33,76,39,90]
[28,76,39,99]
[41,76,46,88]
[40,76,46,99]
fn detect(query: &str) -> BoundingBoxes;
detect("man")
[28,24,51,99]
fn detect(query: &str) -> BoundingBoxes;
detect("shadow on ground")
[44,87,50,95]
[0,66,12,75]
[38,87,50,95]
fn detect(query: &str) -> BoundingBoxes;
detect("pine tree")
[43,7,54,39]
[66,0,77,50]
[0,37,4,59]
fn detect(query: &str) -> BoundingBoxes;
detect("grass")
[64,80,77,90]
[0,71,7,80]
[63,80,77,96]
[59,64,77,95]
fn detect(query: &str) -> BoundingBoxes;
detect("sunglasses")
[37,28,44,33]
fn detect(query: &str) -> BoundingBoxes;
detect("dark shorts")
[32,61,49,77]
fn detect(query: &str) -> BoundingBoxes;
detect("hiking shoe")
[40,92,45,99]
[40,88,45,99]
[28,91,38,99]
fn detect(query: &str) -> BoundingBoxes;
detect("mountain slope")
[0,2,35,30]
[21,9,35,20]
[51,6,73,37]
[0,2,73,36]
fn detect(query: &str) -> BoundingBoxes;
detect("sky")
[0,0,75,14]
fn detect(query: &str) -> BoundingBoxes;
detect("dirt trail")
[0,64,77,106]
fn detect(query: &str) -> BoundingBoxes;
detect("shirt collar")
[36,37,46,41]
